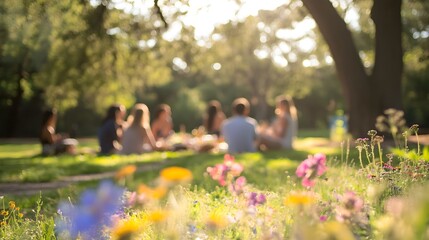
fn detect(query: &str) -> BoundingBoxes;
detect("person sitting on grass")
[221,98,258,154]
[258,95,298,150]
[120,104,157,155]
[151,104,174,141]
[204,100,226,137]
[40,108,78,155]
[98,104,127,155]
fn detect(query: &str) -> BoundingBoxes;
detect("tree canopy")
[0,0,427,137]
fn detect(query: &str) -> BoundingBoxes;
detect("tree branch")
[154,0,168,29]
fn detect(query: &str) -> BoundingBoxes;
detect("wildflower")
[207,155,244,187]
[1,210,8,216]
[335,191,364,222]
[374,135,384,143]
[224,154,243,176]
[296,153,327,187]
[284,192,316,206]
[111,219,140,240]
[115,165,137,179]
[160,166,193,184]
[8,201,16,210]
[206,213,227,230]
[385,197,405,218]
[355,138,369,150]
[319,215,328,222]
[228,176,246,195]
[138,184,167,200]
[207,164,229,186]
[0,221,6,227]
[56,180,125,239]
[409,124,419,134]
[247,192,267,206]
[319,221,355,240]
[18,213,24,218]
[368,130,377,137]
[147,210,168,223]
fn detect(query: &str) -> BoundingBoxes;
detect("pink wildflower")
[228,176,246,195]
[296,153,327,187]
[335,191,364,222]
[206,154,244,186]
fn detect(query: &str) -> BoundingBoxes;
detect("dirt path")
[0,161,167,196]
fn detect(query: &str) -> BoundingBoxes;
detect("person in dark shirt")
[98,104,126,154]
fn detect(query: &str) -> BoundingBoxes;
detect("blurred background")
[0,0,427,137]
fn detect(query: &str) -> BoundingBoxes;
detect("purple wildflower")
[247,192,267,206]
[56,180,125,239]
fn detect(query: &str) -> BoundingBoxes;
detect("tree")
[301,0,403,137]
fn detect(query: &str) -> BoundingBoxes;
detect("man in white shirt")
[221,98,258,153]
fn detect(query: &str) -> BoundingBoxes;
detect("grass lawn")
[0,129,428,239]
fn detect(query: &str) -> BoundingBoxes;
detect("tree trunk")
[301,0,403,137]
[371,0,403,111]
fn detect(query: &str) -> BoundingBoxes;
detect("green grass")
[1,131,428,239]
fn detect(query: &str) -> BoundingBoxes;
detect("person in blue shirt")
[221,98,258,153]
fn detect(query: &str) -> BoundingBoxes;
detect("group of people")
[217,96,298,153]
[39,95,297,155]
[98,103,173,155]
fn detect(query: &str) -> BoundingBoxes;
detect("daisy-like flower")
[206,212,227,230]
[160,166,193,184]
[8,201,16,210]
[147,210,169,224]
[138,184,167,200]
[284,191,316,206]
[111,219,140,240]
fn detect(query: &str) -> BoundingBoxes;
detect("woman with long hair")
[98,104,126,154]
[258,96,298,150]
[151,104,174,141]
[121,104,157,154]
[40,108,78,155]
[204,100,226,136]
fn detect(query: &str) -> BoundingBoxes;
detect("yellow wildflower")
[111,219,140,240]
[206,213,227,230]
[9,201,16,210]
[160,166,193,183]
[284,192,316,206]
[138,184,167,200]
[319,221,355,240]
[15,207,20,211]
[1,210,8,216]
[147,210,168,223]
[0,221,6,227]
[115,165,137,179]
[18,213,24,218]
